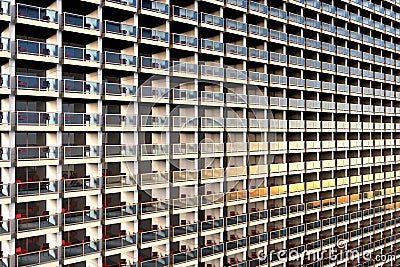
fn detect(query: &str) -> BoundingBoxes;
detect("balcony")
[0,37,9,59]
[200,168,223,183]
[63,209,100,231]
[103,0,137,12]
[200,13,223,30]
[200,39,223,56]
[139,172,168,190]
[226,190,247,205]
[16,4,58,29]
[0,219,9,241]
[17,248,58,267]
[226,142,247,156]
[226,19,246,36]
[171,33,197,52]
[140,0,169,19]
[104,145,137,162]
[139,199,168,219]
[104,52,136,71]
[140,57,168,75]
[200,117,223,132]
[172,143,198,159]
[63,176,101,198]
[0,183,9,205]
[16,111,59,131]
[104,234,137,256]
[170,250,198,266]
[200,217,223,235]
[225,238,247,254]
[171,170,197,186]
[104,204,137,225]
[171,223,198,241]
[16,40,58,63]
[0,1,10,21]
[139,28,169,47]
[139,86,169,103]
[200,143,224,157]
[16,75,58,97]
[63,13,100,35]
[104,175,136,193]
[200,192,224,209]
[0,74,9,95]
[16,146,59,167]
[249,1,268,18]
[171,61,198,78]
[62,242,100,265]
[140,115,168,131]
[62,79,99,99]
[138,256,168,267]
[171,196,199,214]
[200,244,224,261]
[226,214,246,231]
[104,83,136,101]
[249,209,268,226]
[16,214,58,238]
[62,113,100,131]
[63,145,100,164]
[16,180,58,202]
[103,20,137,42]
[104,114,136,132]
[172,89,198,105]
[139,229,169,249]
[172,6,197,25]
[63,46,100,68]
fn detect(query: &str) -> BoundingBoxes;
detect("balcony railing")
[171,196,198,210]
[172,62,197,75]
[140,57,168,70]
[16,214,58,232]
[63,146,100,159]
[104,21,136,37]
[63,113,99,126]
[139,172,168,186]
[16,111,58,127]
[201,13,223,27]
[17,4,58,23]
[172,170,197,184]
[17,248,58,267]
[17,75,58,93]
[64,46,100,62]
[17,40,58,57]
[201,192,224,206]
[63,209,100,226]
[63,242,99,259]
[16,180,58,197]
[104,114,136,128]
[104,83,136,97]
[141,0,168,14]
[104,204,137,220]
[0,1,10,15]
[140,28,168,43]
[201,39,223,52]
[63,79,99,95]
[104,234,136,250]
[139,200,168,214]
[105,145,136,158]
[140,115,168,127]
[63,13,99,30]
[200,244,223,257]
[172,223,197,237]
[201,218,223,232]
[105,175,136,189]
[172,144,198,157]
[105,0,136,7]
[170,250,198,265]
[172,6,197,21]
[105,52,136,66]
[172,34,197,48]
[16,146,58,162]
[63,176,100,193]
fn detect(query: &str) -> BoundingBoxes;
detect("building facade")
[0,0,398,266]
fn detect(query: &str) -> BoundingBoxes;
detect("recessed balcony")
[63,46,100,68]
[172,116,198,131]
[200,167,223,183]
[62,79,100,99]
[63,13,100,36]
[0,37,9,59]
[200,39,223,56]
[103,0,137,12]
[17,247,58,267]
[200,91,224,106]
[15,146,59,167]
[16,40,58,63]
[200,243,224,261]
[200,143,224,157]
[226,213,246,231]
[249,209,268,226]
[248,1,268,18]
[171,34,198,52]
[0,218,9,242]
[0,74,10,95]
[63,145,100,164]
[16,4,58,29]
[140,144,168,160]
[171,6,198,25]
[104,233,137,256]
[171,61,198,79]
[199,65,224,82]
[171,196,199,214]
[62,176,101,198]
[103,20,137,42]
[172,89,198,105]
[0,147,10,167]
[200,13,223,30]
[16,111,59,132]
[63,208,100,231]
[0,1,10,22]
[171,170,197,186]
[226,142,247,157]
[172,223,198,242]
[225,118,247,132]
[16,213,58,239]
[200,192,224,209]
[200,117,224,131]
[104,52,137,71]
[200,217,223,236]
[104,145,137,162]
[0,183,10,205]
[16,75,58,97]
[138,256,168,267]
[139,86,169,103]
[16,180,59,202]
[104,203,137,225]
[225,237,247,255]
[62,113,100,131]
[62,241,100,265]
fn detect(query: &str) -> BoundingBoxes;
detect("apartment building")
[0,0,398,266]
